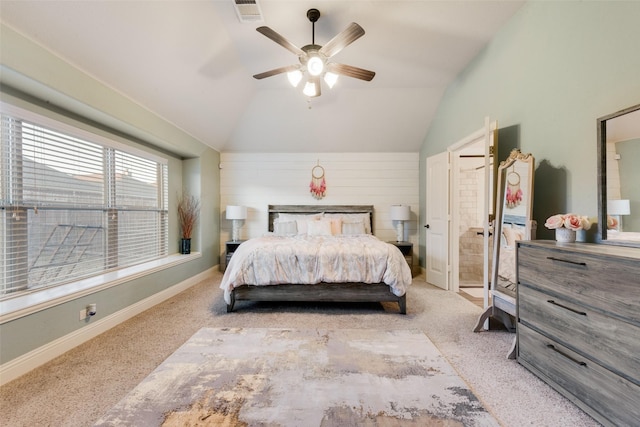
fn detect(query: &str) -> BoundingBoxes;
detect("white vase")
[555,228,576,243]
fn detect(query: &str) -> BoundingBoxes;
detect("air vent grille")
[233,0,264,23]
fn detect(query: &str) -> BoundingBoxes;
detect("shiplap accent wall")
[219,152,419,251]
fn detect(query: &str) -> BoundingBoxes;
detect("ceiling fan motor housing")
[307,8,320,23]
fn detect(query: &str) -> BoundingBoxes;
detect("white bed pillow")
[278,213,322,222]
[278,213,323,235]
[273,219,297,236]
[342,221,366,235]
[307,219,333,236]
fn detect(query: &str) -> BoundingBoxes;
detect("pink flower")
[544,214,565,229]
[579,216,591,230]
[545,213,591,231]
[563,214,582,230]
[607,215,618,229]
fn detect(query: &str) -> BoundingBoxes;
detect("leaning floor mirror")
[473,148,535,359]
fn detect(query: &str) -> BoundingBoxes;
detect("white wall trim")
[0,267,216,386]
[0,253,202,324]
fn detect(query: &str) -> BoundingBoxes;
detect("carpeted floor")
[0,272,599,427]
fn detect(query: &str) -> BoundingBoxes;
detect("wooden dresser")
[516,240,640,427]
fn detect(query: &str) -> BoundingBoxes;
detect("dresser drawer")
[519,284,640,384]
[518,325,640,427]
[517,244,640,324]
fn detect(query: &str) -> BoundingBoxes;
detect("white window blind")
[1,105,168,297]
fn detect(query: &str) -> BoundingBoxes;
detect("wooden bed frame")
[226,205,407,314]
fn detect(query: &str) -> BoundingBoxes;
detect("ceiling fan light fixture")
[253,8,375,99]
[287,69,303,87]
[307,56,324,76]
[303,81,317,97]
[324,72,338,88]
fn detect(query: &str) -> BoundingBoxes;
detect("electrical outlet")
[79,308,87,320]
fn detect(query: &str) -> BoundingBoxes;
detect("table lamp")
[390,205,410,242]
[608,199,630,232]
[226,205,247,242]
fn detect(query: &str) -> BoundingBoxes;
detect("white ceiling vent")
[233,0,264,23]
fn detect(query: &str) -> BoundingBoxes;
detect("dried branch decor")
[177,193,200,239]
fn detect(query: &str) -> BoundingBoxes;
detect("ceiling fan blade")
[319,23,365,58]
[253,65,298,80]
[256,26,305,56]
[327,63,376,81]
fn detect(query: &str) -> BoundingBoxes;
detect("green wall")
[419,1,640,265]
[0,24,221,365]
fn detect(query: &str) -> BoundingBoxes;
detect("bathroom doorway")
[448,119,496,309]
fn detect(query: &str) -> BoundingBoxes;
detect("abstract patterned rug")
[95,328,498,426]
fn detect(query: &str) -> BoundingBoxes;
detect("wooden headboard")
[268,205,375,233]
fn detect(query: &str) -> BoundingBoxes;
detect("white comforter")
[220,234,412,304]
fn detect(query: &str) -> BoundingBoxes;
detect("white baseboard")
[0,267,216,386]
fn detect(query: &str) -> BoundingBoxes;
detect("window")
[1,104,168,297]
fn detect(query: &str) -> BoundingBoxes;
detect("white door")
[425,151,450,289]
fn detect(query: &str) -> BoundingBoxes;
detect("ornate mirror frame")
[491,149,535,297]
[474,149,535,359]
[597,103,640,248]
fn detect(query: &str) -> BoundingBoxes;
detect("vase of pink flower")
[544,213,591,243]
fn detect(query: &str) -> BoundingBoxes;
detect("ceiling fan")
[252,8,375,97]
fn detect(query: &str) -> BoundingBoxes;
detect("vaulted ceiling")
[0,1,524,153]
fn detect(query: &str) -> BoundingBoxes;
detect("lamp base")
[396,222,404,242]
[231,219,240,242]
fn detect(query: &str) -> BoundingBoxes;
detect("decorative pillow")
[307,219,333,236]
[328,217,342,235]
[503,225,524,248]
[273,220,297,236]
[325,213,372,234]
[342,221,366,235]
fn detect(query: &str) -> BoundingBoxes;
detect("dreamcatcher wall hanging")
[309,161,326,199]
[505,166,523,208]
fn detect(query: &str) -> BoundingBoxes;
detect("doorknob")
[424,224,430,228]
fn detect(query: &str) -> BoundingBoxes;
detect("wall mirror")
[474,149,534,359]
[597,104,640,248]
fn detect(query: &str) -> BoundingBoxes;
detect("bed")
[220,205,412,314]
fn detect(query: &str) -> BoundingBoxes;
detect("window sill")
[0,252,201,324]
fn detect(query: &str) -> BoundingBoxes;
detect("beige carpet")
[0,272,599,427]
[95,328,499,426]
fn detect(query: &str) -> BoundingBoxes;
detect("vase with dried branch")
[177,192,200,254]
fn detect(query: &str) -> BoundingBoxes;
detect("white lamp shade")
[307,56,324,76]
[287,70,302,87]
[303,81,317,97]
[324,72,338,88]
[608,199,630,216]
[226,205,247,220]
[390,205,411,221]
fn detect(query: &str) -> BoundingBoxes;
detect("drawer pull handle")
[546,344,587,366]
[546,256,586,266]
[547,300,587,316]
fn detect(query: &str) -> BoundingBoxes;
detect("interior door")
[425,151,449,289]
[482,118,497,309]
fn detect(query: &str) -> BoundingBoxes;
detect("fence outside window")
[1,104,168,298]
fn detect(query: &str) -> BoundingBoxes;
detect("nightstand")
[221,240,245,272]
[388,241,413,275]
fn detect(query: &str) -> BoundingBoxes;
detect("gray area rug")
[95,327,498,426]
